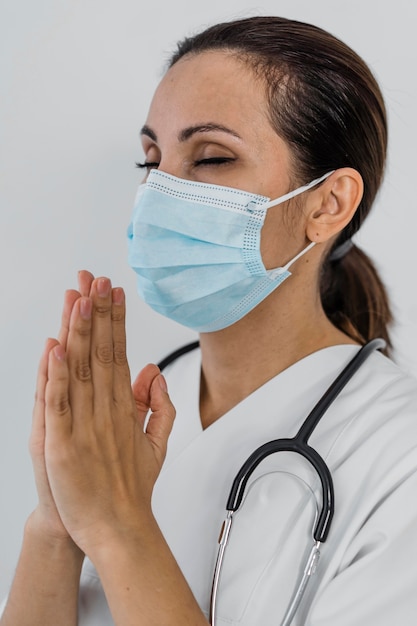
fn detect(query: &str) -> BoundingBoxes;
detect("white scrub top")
[5,345,417,624]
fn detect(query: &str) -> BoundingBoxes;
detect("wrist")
[83,511,158,568]
[83,514,208,625]
[25,509,84,559]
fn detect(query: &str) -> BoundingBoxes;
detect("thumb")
[30,337,60,462]
[131,363,161,425]
[145,374,176,465]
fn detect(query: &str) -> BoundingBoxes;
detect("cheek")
[260,206,304,270]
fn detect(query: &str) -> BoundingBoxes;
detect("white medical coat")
[4,345,417,624]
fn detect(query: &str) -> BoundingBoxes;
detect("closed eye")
[194,157,236,166]
[135,157,236,170]
[135,161,160,170]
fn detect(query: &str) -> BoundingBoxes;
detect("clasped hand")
[30,271,175,556]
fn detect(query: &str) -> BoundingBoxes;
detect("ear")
[305,168,363,243]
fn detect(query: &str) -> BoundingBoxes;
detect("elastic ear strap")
[283,241,316,271]
[263,171,335,210]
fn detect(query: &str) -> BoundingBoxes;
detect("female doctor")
[1,15,417,626]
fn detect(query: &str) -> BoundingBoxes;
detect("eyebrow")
[140,123,242,143]
[140,125,158,141]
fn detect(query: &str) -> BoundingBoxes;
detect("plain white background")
[0,0,416,601]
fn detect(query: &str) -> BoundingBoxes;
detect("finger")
[77,270,95,297]
[145,374,176,465]
[57,290,81,347]
[89,277,114,413]
[45,344,72,442]
[66,296,94,419]
[31,338,60,455]
[131,363,161,426]
[111,287,132,396]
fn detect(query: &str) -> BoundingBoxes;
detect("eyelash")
[135,161,159,170]
[135,157,235,170]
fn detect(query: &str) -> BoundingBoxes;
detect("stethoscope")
[158,337,386,625]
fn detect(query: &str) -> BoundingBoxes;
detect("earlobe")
[306,168,363,243]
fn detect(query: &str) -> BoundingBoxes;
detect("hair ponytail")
[321,243,393,355]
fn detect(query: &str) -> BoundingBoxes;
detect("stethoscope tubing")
[225,437,333,542]
[226,338,386,541]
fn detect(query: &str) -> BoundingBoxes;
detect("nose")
[156,159,191,181]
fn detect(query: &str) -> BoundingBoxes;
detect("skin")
[0,50,364,625]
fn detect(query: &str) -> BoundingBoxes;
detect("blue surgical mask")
[127,169,332,332]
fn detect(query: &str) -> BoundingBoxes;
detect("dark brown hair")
[170,16,393,353]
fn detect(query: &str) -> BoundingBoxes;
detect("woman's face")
[140,50,309,269]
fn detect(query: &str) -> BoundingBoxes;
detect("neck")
[198,280,356,429]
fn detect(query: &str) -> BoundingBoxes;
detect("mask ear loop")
[269,241,316,279]
[262,171,335,211]
[265,171,334,279]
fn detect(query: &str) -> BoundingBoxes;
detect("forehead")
[145,51,270,135]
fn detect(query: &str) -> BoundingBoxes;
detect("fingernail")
[80,297,92,320]
[112,287,125,305]
[53,345,66,361]
[97,278,111,298]
[158,374,168,393]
